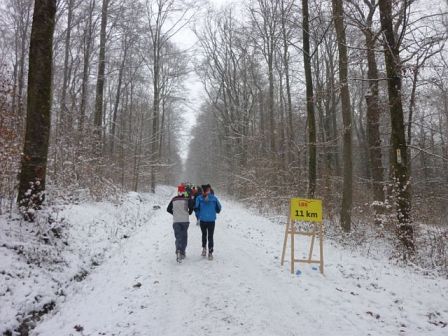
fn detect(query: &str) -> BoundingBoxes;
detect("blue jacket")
[195,194,222,222]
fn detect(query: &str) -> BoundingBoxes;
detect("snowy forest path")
[33,194,448,336]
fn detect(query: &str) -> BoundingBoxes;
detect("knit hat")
[178,185,185,193]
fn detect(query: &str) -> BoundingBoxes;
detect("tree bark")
[79,0,95,133]
[60,0,74,134]
[332,0,353,232]
[110,38,127,156]
[17,0,56,217]
[364,29,385,203]
[378,0,414,254]
[151,33,160,193]
[94,0,109,152]
[17,1,33,130]
[302,0,317,198]
[281,0,293,163]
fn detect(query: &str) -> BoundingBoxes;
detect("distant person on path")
[191,186,201,225]
[167,184,194,263]
[195,184,222,260]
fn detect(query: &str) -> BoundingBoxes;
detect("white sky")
[171,0,236,162]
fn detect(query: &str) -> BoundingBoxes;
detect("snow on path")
[34,196,448,336]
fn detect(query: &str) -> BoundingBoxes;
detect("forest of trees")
[1,0,198,210]
[185,0,448,258]
[0,0,447,261]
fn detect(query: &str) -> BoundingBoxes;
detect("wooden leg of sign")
[319,223,324,274]
[281,219,290,266]
[290,221,295,274]
[308,224,316,262]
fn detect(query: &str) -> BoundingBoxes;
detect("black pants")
[200,221,215,253]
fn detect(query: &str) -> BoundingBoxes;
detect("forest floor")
[1,187,447,335]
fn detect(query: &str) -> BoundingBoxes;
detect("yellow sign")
[290,198,323,222]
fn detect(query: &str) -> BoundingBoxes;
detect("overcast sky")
[171,0,235,162]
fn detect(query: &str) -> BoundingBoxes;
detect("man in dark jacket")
[195,184,222,260]
[167,184,194,262]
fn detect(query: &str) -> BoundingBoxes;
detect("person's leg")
[200,221,207,256]
[173,223,181,253]
[200,221,207,248]
[207,222,215,254]
[181,223,189,255]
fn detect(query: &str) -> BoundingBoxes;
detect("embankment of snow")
[0,186,173,334]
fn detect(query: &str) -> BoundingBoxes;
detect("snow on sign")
[290,198,322,222]
[281,198,324,275]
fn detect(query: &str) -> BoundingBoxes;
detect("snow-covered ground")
[1,187,448,335]
[0,187,171,334]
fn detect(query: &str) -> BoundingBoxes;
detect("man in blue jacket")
[195,184,221,260]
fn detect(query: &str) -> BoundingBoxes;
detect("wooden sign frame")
[281,198,324,274]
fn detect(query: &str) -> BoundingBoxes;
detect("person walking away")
[167,184,194,263]
[195,184,222,260]
[191,186,201,225]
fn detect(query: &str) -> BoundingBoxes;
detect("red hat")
[178,185,185,193]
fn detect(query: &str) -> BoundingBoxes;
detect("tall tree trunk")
[17,3,33,131]
[94,0,109,153]
[364,29,385,203]
[268,51,276,155]
[79,0,95,133]
[17,0,56,218]
[378,0,414,254]
[60,0,74,134]
[407,64,419,147]
[18,1,31,121]
[151,41,160,193]
[302,0,317,198]
[159,97,166,160]
[12,33,19,126]
[110,40,127,156]
[332,0,353,232]
[325,39,341,176]
[281,0,293,163]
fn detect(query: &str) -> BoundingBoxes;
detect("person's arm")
[194,196,200,216]
[188,198,194,215]
[216,198,222,214]
[167,199,173,215]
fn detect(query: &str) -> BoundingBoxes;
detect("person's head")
[201,184,209,195]
[206,184,213,194]
[177,184,185,196]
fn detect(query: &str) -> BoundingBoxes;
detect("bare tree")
[93,0,109,152]
[79,0,96,133]
[250,0,281,155]
[378,0,413,254]
[332,0,353,232]
[302,0,317,198]
[17,0,56,219]
[145,0,197,193]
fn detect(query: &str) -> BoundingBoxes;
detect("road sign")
[281,198,324,275]
[290,198,322,222]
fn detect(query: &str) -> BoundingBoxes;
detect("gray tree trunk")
[332,0,353,232]
[378,0,414,254]
[302,0,317,198]
[364,28,385,203]
[94,0,109,152]
[17,0,56,218]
